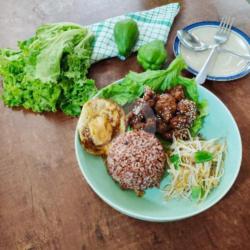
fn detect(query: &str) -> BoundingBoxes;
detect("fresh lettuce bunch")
[0,23,96,116]
[98,56,207,136]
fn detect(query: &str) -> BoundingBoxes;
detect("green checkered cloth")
[88,3,180,63]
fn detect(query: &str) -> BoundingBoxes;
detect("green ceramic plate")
[75,84,242,222]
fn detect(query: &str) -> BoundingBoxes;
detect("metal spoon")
[177,30,250,61]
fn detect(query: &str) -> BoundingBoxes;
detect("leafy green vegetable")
[97,78,144,106]
[194,150,213,163]
[127,70,166,91]
[59,78,96,116]
[190,100,208,136]
[176,76,198,103]
[127,56,186,93]
[0,22,96,116]
[159,56,187,92]
[191,186,204,200]
[170,154,180,169]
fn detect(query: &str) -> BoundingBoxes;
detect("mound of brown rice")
[106,130,166,195]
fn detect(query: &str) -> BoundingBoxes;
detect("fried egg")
[77,98,126,155]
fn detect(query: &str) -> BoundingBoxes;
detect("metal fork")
[195,17,234,84]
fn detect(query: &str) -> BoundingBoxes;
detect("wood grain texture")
[0,0,250,249]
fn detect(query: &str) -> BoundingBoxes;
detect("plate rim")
[173,20,250,81]
[75,82,242,222]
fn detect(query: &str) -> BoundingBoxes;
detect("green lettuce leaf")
[159,56,187,91]
[175,76,198,103]
[126,70,166,91]
[126,56,187,92]
[97,78,144,106]
[190,99,208,136]
[59,78,97,116]
[0,22,96,116]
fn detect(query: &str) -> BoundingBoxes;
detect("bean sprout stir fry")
[164,130,226,202]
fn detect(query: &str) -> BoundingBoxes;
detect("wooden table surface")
[1,0,250,249]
